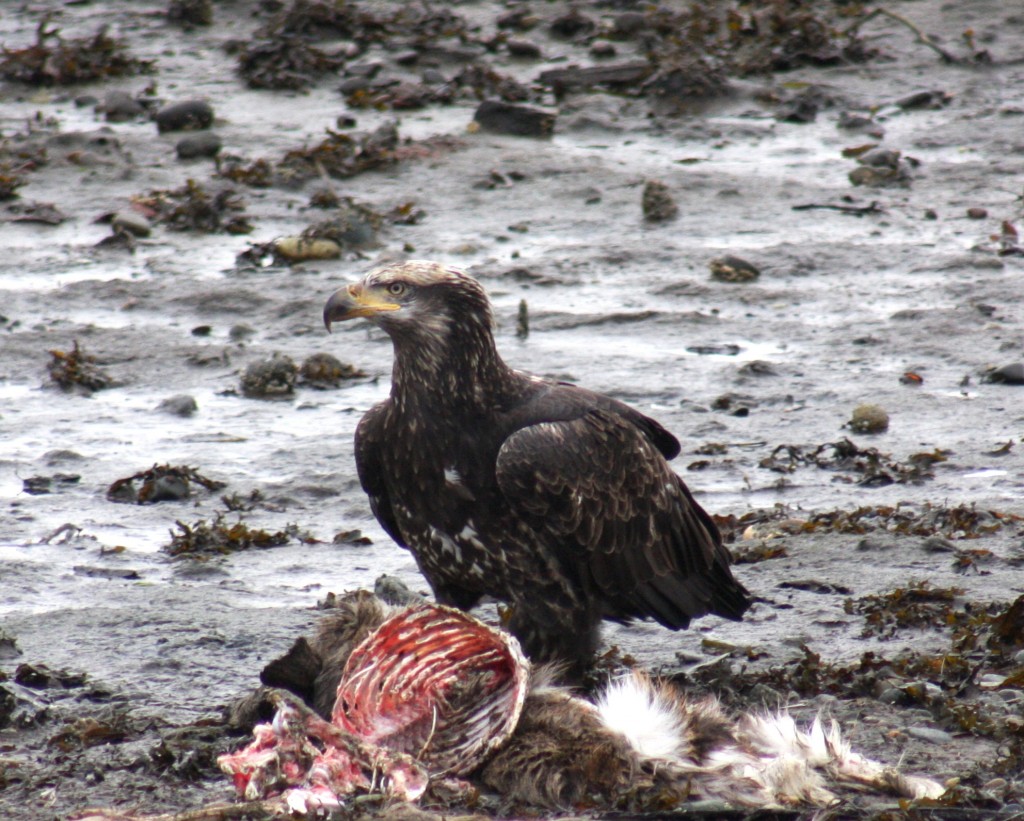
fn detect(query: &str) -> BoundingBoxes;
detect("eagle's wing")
[354,402,407,548]
[495,409,748,627]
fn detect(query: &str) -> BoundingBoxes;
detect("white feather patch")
[594,674,685,761]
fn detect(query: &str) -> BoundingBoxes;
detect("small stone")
[859,148,901,169]
[848,404,889,433]
[154,100,214,133]
[710,255,760,283]
[507,39,541,58]
[157,394,198,417]
[906,726,954,744]
[111,211,152,238]
[924,208,938,219]
[985,363,1024,384]
[299,352,365,388]
[240,355,297,399]
[921,535,956,553]
[273,236,342,262]
[229,324,256,342]
[98,90,145,122]
[590,41,617,58]
[176,131,222,160]
[849,166,897,186]
[641,180,678,222]
[612,12,647,38]
[966,207,988,219]
[878,687,907,705]
[473,100,556,138]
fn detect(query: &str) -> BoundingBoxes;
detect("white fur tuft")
[595,673,685,761]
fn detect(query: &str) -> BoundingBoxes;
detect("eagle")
[324,261,750,675]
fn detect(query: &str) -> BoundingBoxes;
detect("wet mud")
[1,0,1023,819]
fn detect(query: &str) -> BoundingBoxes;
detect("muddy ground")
[1,0,1023,819]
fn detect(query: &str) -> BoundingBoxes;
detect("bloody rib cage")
[218,603,529,809]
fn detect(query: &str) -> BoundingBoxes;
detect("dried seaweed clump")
[47,341,114,394]
[107,464,227,505]
[0,165,27,200]
[165,514,291,556]
[236,36,344,90]
[277,122,399,184]
[759,437,947,485]
[255,0,467,49]
[0,16,154,85]
[643,2,874,78]
[844,581,967,638]
[140,179,252,234]
[241,355,298,399]
[299,353,366,389]
[802,503,1019,539]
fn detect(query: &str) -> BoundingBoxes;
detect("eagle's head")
[323,260,494,345]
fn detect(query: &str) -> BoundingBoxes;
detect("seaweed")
[277,122,399,183]
[299,353,366,389]
[236,36,344,90]
[165,514,292,556]
[46,341,114,394]
[106,464,227,505]
[0,16,154,85]
[759,437,947,485]
[844,581,968,637]
[139,179,252,234]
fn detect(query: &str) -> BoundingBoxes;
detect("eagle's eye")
[386,282,407,297]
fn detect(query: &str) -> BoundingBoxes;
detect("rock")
[110,210,152,238]
[240,355,297,399]
[539,62,650,93]
[273,236,342,262]
[0,628,19,660]
[299,352,365,388]
[710,255,760,283]
[590,41,617,58]
[906,726,954,744]
[641,180,678,222]
[921,535,956,553]
[157,394,198,417]
[167,0,213,26]
[154,100,214,133]
[507,40,541,58]
[895,90,951,110]
[985,363,1024,384]
[848,404,889,433]
[176,131,221,160]
[966,206,988,219]
[98,90,145,122]
[550,8,596,39]
[611,12,647,38]
[473,100,555,137]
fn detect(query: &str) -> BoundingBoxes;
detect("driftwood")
[845,7,962,64]
[537,61,651,92]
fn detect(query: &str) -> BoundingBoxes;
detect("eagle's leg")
[507,599,600,682]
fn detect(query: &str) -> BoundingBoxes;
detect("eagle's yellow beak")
[323,283,401,331]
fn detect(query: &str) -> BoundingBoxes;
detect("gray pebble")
[922,535,956,553]
[848,403,889,433]
[157,394,198,417]
[111,211,152,238]
[155,100,214,133]
[642,180,678,222]
[176,131,221,160]
[986,363,1024,384]
[906,726,954,744]
[99,90,145,122]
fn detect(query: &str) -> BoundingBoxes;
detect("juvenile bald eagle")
[324,261,750,674]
